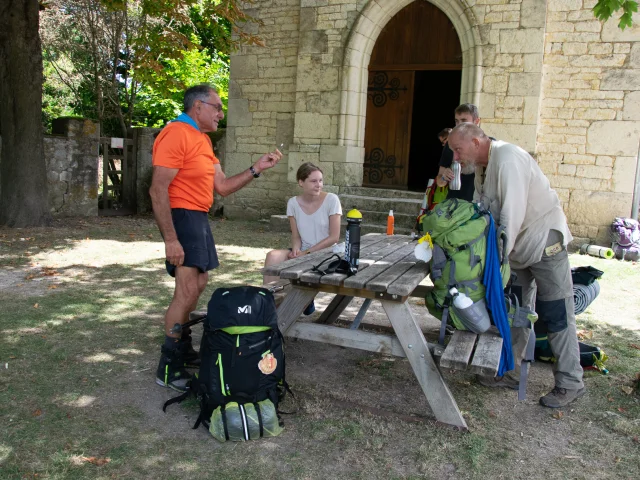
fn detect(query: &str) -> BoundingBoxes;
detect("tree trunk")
[0,0,51,227]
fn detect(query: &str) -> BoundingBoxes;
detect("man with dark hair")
[435,103,481,201]
[448,123,585,408]
[150,83,282,392]
[438,128,452,146]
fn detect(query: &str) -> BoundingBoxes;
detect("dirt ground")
[1,216,639,480]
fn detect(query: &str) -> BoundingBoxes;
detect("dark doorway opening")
[407,70,462,192]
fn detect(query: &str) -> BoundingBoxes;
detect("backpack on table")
[417,199,511,330]
[164,286,290,442]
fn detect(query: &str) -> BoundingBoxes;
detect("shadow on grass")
[1,219,639,479]
[0,217,290,269]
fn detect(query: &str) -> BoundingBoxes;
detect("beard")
[461,163,477,175]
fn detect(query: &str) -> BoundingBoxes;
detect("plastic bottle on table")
[386,210,394,235]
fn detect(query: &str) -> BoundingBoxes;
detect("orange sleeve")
[153,125,187,169]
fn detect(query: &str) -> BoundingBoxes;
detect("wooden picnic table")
[262,233,471,429]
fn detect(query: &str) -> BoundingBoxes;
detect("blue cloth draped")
[483,214,514,376]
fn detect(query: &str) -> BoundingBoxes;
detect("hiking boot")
[477,374,519,390]
[539,386,586,408]
[155,343,192,392]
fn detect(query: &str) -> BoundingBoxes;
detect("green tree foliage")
[42,57,77,131]
[40,0,259,135]
[133,44,229,129]
[593,0,638,29]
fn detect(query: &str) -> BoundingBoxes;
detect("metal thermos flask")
[343,208,363,275]
[450,161,462,190]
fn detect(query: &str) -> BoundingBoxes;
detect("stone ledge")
[270,214,290,232]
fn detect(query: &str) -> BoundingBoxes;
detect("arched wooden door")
[363,1,462,189]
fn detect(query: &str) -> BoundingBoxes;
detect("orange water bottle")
[386,210,394,235]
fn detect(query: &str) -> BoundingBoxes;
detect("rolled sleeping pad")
[574,280,601,315]
[580,244,614,259]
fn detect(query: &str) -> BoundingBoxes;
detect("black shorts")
[166,208,219,277]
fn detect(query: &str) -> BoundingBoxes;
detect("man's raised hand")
[254,148,283,173]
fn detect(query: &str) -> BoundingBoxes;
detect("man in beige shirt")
[448,123,585,408]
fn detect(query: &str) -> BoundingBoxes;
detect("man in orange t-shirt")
[150,84,282,392]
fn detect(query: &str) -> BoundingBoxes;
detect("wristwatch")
[249,166,261,178]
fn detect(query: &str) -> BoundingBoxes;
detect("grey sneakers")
[539,386,586,408]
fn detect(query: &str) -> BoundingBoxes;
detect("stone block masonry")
[537,1,640,244]
[44,118,100,216]
[226,0,640,242]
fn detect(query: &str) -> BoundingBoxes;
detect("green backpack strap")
[463,228,486,270]
[438,295,452,345]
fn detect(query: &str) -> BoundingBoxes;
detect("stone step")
[358,223,413,235]
[351,210,416,229]
[338,194,423,216]
[339,186,425,200]
[269,214,415,235]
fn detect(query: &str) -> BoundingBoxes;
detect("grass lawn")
[0,216,639,480]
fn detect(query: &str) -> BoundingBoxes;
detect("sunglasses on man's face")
[200,100,224,113]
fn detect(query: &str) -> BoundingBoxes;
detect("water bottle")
[341,208,362,275]
[450,287,473,309]
[449,287,491,334]
[449,161,461,190]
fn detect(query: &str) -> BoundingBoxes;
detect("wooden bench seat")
[433,328,503,377]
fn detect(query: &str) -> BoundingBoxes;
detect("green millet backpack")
[418,199,511,331]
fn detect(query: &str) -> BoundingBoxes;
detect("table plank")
[344,242,415,289]
[469,331,503,377]
[366,252,418,292]
[381,301,467,429]
[386,260,430,296]
[439,331,477,371]
[286,322,407,357]
[278,234,390,280]
[263,233,383,277]
[298,234,392,285]
[320,236,409,286]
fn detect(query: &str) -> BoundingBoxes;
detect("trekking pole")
[169,284,286,335]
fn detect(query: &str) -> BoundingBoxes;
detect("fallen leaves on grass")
[33,303,39,309]
[629,344,640,350]
[577,330,593,340]
[33,409,42,417]
[620,386,633,395]
[48,285,58,290]
[552,411,564,420]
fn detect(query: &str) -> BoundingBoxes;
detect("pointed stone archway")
[336,0,482,156]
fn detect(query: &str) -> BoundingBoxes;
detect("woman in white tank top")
[263,163,342,312]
